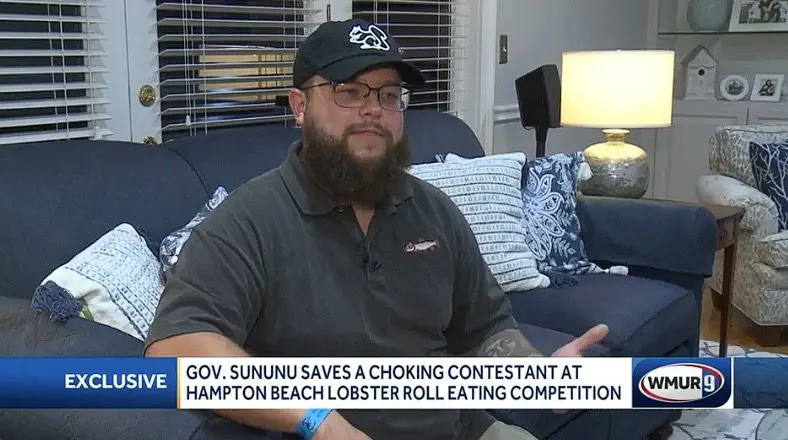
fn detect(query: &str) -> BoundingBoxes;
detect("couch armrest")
[576,195,718,277]
[697,174,779,235]
[0,295,144,356]
[0,295,287,439]
[756,230,788,269]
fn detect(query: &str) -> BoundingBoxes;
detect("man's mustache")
[344,123,392,139]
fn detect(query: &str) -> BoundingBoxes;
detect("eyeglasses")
[301,81,412,111]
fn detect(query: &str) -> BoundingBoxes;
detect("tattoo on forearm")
[477,329,543,357]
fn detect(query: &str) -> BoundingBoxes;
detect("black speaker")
[515,64,561,157]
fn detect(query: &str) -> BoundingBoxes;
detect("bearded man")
[144,19,608,440]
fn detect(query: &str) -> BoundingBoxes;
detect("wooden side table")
[703,204,746,357]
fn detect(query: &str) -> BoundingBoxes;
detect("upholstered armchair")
[696,125,788,345]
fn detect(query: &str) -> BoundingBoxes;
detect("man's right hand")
[313,411,372,440]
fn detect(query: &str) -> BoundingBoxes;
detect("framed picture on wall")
[750,74,785,101]
[729,0,788,31]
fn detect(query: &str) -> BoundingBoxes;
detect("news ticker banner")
[0,357,785,410]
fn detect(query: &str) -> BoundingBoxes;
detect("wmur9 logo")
[632,358,732,408]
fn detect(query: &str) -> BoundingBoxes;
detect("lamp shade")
[560,50,675,128]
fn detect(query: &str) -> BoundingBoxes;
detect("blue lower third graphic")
[632,357,732,408]
[0,357,177,408]
[733,358,788,409]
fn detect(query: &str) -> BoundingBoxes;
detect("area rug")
[668,339,788,440]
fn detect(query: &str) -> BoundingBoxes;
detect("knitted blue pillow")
[521,152,626,286]
[749,141,788,231]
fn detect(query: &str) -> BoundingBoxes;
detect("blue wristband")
[297,409,333,439]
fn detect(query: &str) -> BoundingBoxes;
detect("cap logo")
[348,24,390,51]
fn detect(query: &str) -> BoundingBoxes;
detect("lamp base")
[580,129,650,199]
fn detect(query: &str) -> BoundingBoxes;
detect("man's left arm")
[474,328,543,357]
[444,212,543,358]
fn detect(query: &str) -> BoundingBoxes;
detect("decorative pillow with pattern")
[31,223,164,341]
[159,186,229,272]
[410,152,550,292]
[520,152,627,285]
[749,142,788,231]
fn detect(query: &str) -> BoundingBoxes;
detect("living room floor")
[700,285,788,355]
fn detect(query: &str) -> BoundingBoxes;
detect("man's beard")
[299,117,411,207]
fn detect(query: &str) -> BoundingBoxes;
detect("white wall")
[491,0,651,158]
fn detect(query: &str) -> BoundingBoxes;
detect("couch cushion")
[508,274,699,356]
[0,139,208,300]
[166,125,300,192]
[167,109,486,193]
[757,230,788,269]
[403,109,485,164]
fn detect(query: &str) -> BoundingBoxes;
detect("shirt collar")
[280,140,413,216]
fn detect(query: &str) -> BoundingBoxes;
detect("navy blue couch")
[0,110,718,440]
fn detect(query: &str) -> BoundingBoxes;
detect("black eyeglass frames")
[300,82,412,111]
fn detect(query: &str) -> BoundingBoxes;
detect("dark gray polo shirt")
[145,141,520,440]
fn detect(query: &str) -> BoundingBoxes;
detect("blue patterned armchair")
[696,125,788,345]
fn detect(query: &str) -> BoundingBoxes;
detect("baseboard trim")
[493,103,520,124]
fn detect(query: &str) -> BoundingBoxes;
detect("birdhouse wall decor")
[681,45,717,101]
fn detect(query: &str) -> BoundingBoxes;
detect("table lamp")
[560,50,675,198]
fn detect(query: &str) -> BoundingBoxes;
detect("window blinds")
[155,0,318,140]
[352,0,467,115]
[0,0,110,145]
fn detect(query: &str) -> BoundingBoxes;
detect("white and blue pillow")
[159,186,229,272]
[749,141,788,231]
[519,152,608,285]
[409,152,550,292]
[32,223,164,341]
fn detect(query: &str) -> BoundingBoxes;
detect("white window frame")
[122,0,493,147]
[0,0,131,145]
[124,0,162,144]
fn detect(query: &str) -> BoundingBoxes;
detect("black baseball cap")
[292,19,425,88]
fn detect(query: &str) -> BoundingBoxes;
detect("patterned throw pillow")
[520,152,625,285]
[32,223,163,341]
[410,152,550,292]
[159,186,228,272]
[749,142,788,231]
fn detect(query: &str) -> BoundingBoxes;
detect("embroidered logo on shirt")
[405,239,439,253]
